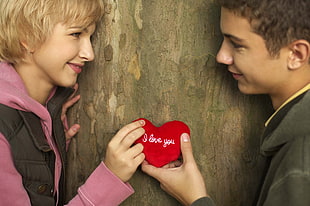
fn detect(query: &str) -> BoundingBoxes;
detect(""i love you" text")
[142,133,175,148]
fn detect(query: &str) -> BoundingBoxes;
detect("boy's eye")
[223,36,244,50]
[230,40,243,49]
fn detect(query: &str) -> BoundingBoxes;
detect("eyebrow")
[223,33,245,42]
[68,26,89,32]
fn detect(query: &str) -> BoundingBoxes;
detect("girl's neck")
[14,62,53,105]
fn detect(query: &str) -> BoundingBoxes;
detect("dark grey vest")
[0,87,74,206]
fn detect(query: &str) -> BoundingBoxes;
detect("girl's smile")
[68,62,84,74]
[15,23,96,104]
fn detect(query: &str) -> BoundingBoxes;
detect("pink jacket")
[0,62,134,205]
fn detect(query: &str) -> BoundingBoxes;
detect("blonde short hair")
[0,0,104,64]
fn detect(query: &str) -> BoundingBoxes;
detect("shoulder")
[265,135,310,204]
[274,135,310,183]
[286,135,310,169]
[0,104,23,140]
[0,103,19,117]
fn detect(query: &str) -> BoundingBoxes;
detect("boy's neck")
[269,64,310,110]
[270,72,310,110]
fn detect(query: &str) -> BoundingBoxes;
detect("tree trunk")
[66,0,273,205]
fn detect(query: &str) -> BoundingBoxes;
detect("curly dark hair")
[218,0,310,57]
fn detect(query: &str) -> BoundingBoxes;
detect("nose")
[79,39,95,62]
[216,41,233,65]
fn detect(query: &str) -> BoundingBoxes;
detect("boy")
[142,0,310,205]
[0,0,145,205]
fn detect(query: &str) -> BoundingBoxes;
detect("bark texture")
[66,0,273,205]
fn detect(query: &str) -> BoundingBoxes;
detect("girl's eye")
[71,32,81,38]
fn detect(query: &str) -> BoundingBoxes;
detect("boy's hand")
[61,83,80,141]
[141,133,208,205]
[104,120,146,182]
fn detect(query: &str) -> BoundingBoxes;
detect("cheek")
[233,54,250,69]
[51,38,79,56]
[59,43,79,56]
[234,51,263,70]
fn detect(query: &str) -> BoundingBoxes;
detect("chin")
[238,85,259,95]
[61,81,77,88]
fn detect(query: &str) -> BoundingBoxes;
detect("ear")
[287,40,310,70]
[20,41,35,53]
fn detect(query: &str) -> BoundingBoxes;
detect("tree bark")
[66,0,273,205]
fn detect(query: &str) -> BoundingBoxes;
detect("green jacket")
[192,90,310,206]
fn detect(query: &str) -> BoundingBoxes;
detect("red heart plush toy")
[134,118,190,167]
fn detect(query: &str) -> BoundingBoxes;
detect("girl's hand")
[104,120,146,182]
[61,83,80,141]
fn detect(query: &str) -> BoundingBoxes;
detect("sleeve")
[263,174,310,206]
[1,132,134,206]
[66,162,134,206]
[191,197,216,206]
[0,133,32,206]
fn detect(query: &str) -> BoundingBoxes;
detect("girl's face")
[26,22,96,89]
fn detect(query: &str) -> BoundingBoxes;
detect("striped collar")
[265,83,310,127]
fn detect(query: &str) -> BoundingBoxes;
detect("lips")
[229,69,243,80]
[68,63,83,74]
[232,72,243,79]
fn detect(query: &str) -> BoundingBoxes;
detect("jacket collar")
[261,90,310,156]
[265,83,310,127]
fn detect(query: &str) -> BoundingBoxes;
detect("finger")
[112,120,145,144]
[120,127,145,148]
[134,152,145,166]
[127,143,145,164]
[69,83,79,98]
[62,94,81,112]
[162,160,183,169]
[72,83,79,92]
[141,161,166,181]
[127,143,144,157]
[180,133,195,164]
[62,84,80,110]
[61,96,80,122]
[141,161,170,183]
[65,124,80,141]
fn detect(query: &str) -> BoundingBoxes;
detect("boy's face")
[26,22,96,89]
[216,8,290,97]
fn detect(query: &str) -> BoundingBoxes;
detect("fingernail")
[139,120,145,126]
[181,133,190,142]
